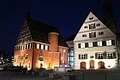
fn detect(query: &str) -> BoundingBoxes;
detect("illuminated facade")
[73,12,120,69]
[65,35,75,68]
[13,14,68,70]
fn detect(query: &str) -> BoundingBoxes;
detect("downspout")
[32,42,35,70]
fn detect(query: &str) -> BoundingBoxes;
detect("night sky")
[0,0,120,57]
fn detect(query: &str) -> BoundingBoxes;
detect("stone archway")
[90,60,94,68]
[80,62,86,69]
[98,61,105,69]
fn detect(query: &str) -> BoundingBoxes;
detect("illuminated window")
[25,54,28,59]
[39,54,43,61]
[28,43,32,49]
[89,42,93,47]
[26,44,28,49]
[97,41,102,46]
[41,44,44,50]
[45,45,48,50]
[36,44,40,49]
[81,43,85,48]
[63,49,66,53]
[106,40,112,46]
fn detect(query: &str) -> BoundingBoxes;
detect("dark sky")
[0,0,120,56]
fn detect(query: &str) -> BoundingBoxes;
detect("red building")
[13,13,68,70]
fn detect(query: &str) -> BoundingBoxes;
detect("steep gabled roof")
[25,17,68,47]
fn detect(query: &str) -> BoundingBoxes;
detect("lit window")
[63,49,66,53]
[25,54,28,59]
[26,44,28,49]
[97,41,102,46]
[22,46,24,50]
[89,42,93,47]
[81,43,85,48]
[69,57,73,61]
[29,43,32,49]
[45,45,48,50]
[106,40,112,46]
[36,44,40,49]
[41,44,44,50]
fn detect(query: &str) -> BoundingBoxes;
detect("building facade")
[65,35,75,68]
[13,14,68,70]
[73,12,120,69]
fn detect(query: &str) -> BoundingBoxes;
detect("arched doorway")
[98,61,105,69]
[80,62,86,69]
[90,60,94,68]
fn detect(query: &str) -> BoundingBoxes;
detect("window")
[69,57,74,61]
[84,26,88,28]
[89,42,93,47]
[89,23,95,29]
[113,52,116,58]
[112,40,115,45]
[78,54,80,59]
[26,44,28,49]
[28,43,32,49]
[97,54,103,59]
[102,41,106,46]
[93,42,97,47]
[81,43,85,48]
[78,43,81,48]
[82,34,87,37]
[45,45,48,50]
[89,32,96,38]
[89,17,93,20]
[107,53,113,59]
[96,23,100,26]
[97,41,102,46]
[36,44,40,49]
[85,43,88,48]
[98,32,104,35]
[41,44,44,50]
[25,54,28,59]
[106,40,112,46]
[78,54,87,59]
